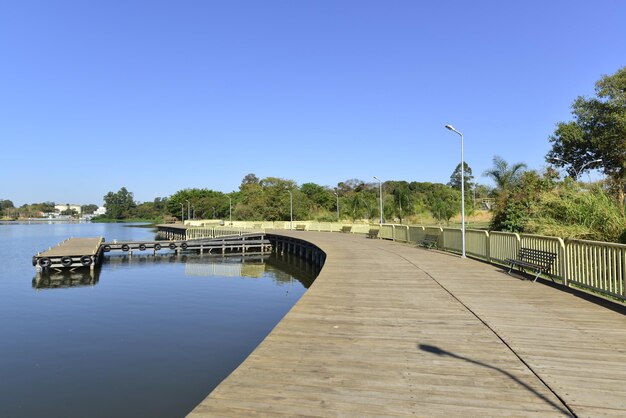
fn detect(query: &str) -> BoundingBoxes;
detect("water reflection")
[184,258,267,278]
[32,252,320,290]
[32,268,100,289]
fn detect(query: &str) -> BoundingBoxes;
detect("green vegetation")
[482,156,527,195]
[547,66,626,204]
[447,162,474,193]
[490,169,626,243]
[81,204,99,215]
[94,188,168,223]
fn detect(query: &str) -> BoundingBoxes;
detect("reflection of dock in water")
[32,251,319,290]
[184,259,267,278]
[32,268,100,289]
[182,253,318,288]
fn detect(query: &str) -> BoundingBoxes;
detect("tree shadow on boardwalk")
[418,344,573,416]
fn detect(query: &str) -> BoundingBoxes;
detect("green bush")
[490,172,626,243]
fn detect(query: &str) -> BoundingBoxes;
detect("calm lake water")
[0,222,314,418]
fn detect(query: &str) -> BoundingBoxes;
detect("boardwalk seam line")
[378,245,577,418]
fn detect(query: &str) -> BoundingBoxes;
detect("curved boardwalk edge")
[188,231,626,417]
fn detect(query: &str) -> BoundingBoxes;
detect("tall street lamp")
[334,190,339,220]
[286,190,293,230]
[445,124,466,258]
[373,176,383,225]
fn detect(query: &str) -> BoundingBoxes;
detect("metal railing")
[207,219,626,302]
[185,226,264,240]
[566,239,626,298]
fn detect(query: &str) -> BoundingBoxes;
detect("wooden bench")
[366,228,379,239]
[295,224,306,231]
[419,234,439,249]
[505,247,557,282]
[340,226,352,233]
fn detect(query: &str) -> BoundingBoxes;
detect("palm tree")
[483,156,527,194]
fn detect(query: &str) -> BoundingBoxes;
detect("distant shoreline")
[0,219,88,224]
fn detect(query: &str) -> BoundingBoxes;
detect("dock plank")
[38,237,103,257]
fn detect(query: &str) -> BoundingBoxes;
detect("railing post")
[558,238,567,287]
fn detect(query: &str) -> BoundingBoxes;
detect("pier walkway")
[189,231,626,417]
[34,237,104,270]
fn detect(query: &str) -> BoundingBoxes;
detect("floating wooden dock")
[33,237,104,271]
[32,234,272,271]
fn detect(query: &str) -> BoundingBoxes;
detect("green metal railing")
[185,226,264,240]
[566,239,626,298]
[205,219,626,302]
[489,231,520,264]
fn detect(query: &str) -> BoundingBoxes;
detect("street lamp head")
[373,176,380,181]
[445,124,462,137]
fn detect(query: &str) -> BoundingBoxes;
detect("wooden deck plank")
[37,237,103,257]
[188,231,626,417]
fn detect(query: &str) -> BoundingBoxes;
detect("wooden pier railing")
[222,220,626,303]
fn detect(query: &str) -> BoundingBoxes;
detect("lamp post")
[180,203,184,224]
[212,206,216,219]
[373,176,383,225]
[551,157,602,181]
[334,189,339,220]
[445,124,466,258]
[286,190,293,230]
[227,195,232,225]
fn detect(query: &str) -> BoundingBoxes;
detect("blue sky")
[1,0,625,206]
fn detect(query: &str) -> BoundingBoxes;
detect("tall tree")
[447,162,474,192]
[0,200,14,217]
[547,66,626,203]
[241,173,260,186]
[81,204,99,215]
[300,183,334,214]
[425,184,461,224]
[103,187,136,219]
[483,156,527,194]
[167,189,226,220]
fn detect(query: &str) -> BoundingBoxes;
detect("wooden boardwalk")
[188,231,626,417]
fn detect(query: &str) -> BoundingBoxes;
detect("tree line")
[98,172,485,225]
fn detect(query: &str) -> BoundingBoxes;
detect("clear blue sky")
[1,0,625,206]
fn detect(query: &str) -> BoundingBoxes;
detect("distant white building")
[94,206,106,216]
[55,204,82,214]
